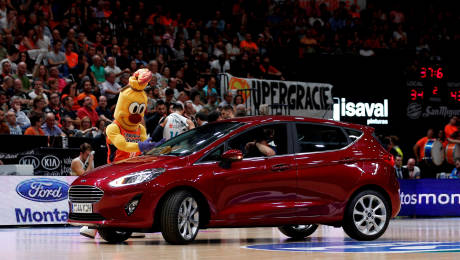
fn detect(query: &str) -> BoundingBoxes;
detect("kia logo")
[16,178,69,202]
[41,155,60,170]
[19,156,40,169]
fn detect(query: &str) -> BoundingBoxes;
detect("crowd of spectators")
[0,0,458,139]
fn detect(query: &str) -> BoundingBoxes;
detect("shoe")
[130,232,146,238]
[80,226,97,238]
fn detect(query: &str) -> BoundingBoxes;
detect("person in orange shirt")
[413,128,434,162]
[65,42,78,70]
[444,116,458,140]
[240,33,259,54]
[76,79,98,110]
[24,115,45,136]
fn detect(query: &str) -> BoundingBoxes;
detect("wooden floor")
[2,218,460,259]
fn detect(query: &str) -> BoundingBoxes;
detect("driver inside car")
[245,128,277,157]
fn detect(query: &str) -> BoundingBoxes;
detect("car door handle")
[271,164,291,172]
[340,157,356,163]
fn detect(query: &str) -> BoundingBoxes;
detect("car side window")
[345,128,363,143]
[200,145,225,163]
[227,123,289,158]
[295,123,348,153]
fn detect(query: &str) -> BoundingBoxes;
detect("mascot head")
[114,68,152,131]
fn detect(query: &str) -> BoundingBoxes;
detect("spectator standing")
[444,116,458,140]
[413,128,434,163]
[450,158,460,179]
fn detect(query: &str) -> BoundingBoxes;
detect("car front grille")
[69,185,104,203]
[69,213,105,221]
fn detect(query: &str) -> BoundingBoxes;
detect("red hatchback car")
[68,116,400,244]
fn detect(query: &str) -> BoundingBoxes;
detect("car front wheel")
[98,228,132,243]
[278,224,318,239]
[160,191,200,244]
[343,190,390,241]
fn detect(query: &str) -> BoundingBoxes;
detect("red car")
[68,116,400,244]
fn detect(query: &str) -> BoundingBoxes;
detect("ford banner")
[0,176,77,225]
[398,179,460,216]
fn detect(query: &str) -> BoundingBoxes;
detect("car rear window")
[295,123,349,153]
[344,128,363,143]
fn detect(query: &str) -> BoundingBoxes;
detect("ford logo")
[16,178,69,202]
[19,156,40,169]
[41,155,60,171]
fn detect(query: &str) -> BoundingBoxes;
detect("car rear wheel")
[278,224,318,239]
[343,190,390,241]
[98,228,132,243]
[160,191,200,244]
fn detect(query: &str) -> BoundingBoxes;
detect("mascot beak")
[129,114,142,124]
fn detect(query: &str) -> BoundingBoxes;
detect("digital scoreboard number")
[407,64,459,105]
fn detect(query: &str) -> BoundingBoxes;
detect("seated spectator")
[394,155,408,179]
[104,57,126,83]
[191,91,203,113]
[0,110,10,134]
[75,116,98,138]
[47,40,67,68]
[76,79,98,109]
[48,66,67,92]
[219,91,233,107]
[61,82,79,111]
[210,55,230,74]
[100,72,121,105]
[240,33,259,54]
[61,115,78,137]
[42,112,63,136]
[28,96,47,120]
[45,93,64,120]
[64,41,78,72]
[259,56,284,80]
[28,79,48,103]
[220,105,234,120]
[9,96,30,130]
[235,104,247,117]
[24,115,45,136]
[5,110,22,135]
[77,96,99,126]
[90,55,105,86]
[96,95,113,123]
[202,77,218,99]
[450,158,460,179]
[203,92,218,112]
[404,158,421,179]
[13,62,30,91]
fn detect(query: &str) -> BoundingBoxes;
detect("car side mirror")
[221,149,243,162]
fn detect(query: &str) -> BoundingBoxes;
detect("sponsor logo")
[246,241,460,253]
[407,103,422,119]
[15,208,68,223]
[334,98,389,125]
[19,156,40,169]
[422,106,460,118]
[16,178,69,202]
[41,155,61,170]
[400,192,460,205]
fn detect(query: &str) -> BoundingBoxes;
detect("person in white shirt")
[101,72,121,103]
[104,57,127,83]
[403,158,421,179]
[161,103,195,140]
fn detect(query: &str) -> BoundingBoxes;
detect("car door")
[196,122,297,223]
[294,122,359,218]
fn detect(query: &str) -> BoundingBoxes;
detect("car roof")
[220,115,371,131]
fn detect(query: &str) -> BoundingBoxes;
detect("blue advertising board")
[399,179,460,216]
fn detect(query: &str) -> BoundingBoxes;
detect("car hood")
[78,155,186,181]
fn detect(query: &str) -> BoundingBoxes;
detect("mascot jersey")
[107,120,142,163]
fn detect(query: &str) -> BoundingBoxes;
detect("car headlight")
[109,168,165,187]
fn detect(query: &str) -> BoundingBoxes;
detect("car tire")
[343,190,390,241]
[98,228,132,243]
[160,191,200,244]
[278,224,318,239]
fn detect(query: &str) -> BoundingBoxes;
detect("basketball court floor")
[2,218,460,259]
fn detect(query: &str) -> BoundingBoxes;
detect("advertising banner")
[0,176,77,225]
[0,148,79,176]
[222,73,334,118]
[399,179,460,216]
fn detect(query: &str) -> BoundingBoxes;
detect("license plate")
[72,203,93,213]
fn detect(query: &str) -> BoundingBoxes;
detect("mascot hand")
[138,137,165,152]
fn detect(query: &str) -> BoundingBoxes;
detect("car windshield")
[147,122,243,156]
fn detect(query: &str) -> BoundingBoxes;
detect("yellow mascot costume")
[106,68,161,163]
